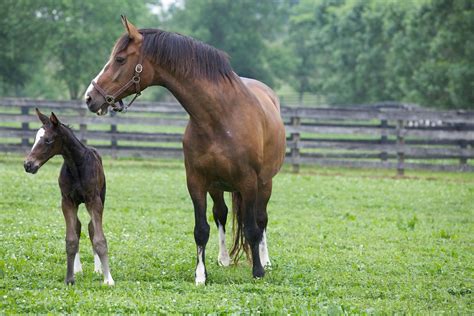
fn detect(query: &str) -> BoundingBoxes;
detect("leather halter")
[91,53,144,112]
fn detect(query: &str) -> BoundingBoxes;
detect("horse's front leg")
[187,173,210,285]
[85,196,114,286]
[61,197,79,285]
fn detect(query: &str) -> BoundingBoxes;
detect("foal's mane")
[112,28,235,82]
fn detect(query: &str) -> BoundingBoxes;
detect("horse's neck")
[162,74,244,127]
[61,128,87,177]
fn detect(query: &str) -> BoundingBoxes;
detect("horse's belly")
[210,180,236,192]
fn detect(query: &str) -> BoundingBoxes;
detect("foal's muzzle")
[24,160,39,174]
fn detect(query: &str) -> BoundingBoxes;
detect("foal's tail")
[230,192,250,263]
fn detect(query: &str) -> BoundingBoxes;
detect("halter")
[91,53,144,112]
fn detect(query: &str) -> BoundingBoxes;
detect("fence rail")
[1,98,473,174]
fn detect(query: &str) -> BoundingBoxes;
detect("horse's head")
[24,108,63,174]
[85,16,153,115]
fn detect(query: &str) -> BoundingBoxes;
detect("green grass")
[0,154,473,313]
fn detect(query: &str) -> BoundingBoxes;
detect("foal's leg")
[88,221,102,274]
[85,196,114,285]
[256,180,272,268]
[187,173,210,285]
[209,189,230,267]
[73,218,83,274]
[61,198,79,285]
[240,176,265,278]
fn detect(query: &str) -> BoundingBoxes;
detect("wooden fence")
[1,98,473,174]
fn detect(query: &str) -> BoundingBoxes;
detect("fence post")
[110,111,118,158]
[396,120,405,176]
[79,108,87,145]
[458,123,467,171]
[290,115,301,173]
[21,106,29,147]
[380,119,388,163]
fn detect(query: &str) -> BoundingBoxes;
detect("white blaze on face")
[259,229,271,268]
[195,246,206,285]
[31,128,45,151]
[217,223,230,267]
[85,61,109,100]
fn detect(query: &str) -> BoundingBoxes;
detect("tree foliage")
[0,0,472,108]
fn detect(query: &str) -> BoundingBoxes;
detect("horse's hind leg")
[257,179,272,268]
[86,196,114,285]
[73,218,83,274]
[209,189,230,267]
[88,221,102,274]
[240,176,264,278]
[61,198,79,285]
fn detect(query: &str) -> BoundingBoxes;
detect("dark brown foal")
[24,108,114,285]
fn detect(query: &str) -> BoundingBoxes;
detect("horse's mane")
[112,28,235,83]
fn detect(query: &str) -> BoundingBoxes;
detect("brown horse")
[85,16,286,284]
[24,109,114,286]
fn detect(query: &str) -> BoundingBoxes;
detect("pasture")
[0,154,473,313]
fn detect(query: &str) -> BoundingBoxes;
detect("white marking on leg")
[31,128,45,151]
[73,252,83,274]
[103,269,115,286]
[217,223,230,267]
[84,62,109,99]
[93,252,102,274]
[259,229,271,268]
[195,246,206,285]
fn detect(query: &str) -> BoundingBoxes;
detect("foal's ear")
[121,15,143,43]
[35,108,50,126]
[50,112,60,127]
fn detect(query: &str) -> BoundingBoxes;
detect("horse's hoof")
[65,278,75,286]
[218,254,230,267]
[195,278,206,286]
[252,266,265,279]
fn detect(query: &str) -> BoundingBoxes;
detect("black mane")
[112,29,234,82]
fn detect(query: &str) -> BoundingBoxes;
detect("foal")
[24,108,114,285]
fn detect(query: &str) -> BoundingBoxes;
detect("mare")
[24,108,114,285]
[84,16,286,284]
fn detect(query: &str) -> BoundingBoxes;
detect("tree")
[0,0,51,96]
[40,1,152,100]
[168,0,287,87]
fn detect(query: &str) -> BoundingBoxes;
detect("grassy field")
[0,154,473,314]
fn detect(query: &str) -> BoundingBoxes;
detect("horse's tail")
[230,192,250,263]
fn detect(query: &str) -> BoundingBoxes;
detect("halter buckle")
[105,95,115,105]
[135,64,143,73]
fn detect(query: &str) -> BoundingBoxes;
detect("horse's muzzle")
[24,160,39,174]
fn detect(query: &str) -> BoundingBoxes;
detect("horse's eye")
[44,139,54,145]
[115,56,126,64]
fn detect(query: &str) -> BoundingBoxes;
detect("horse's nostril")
[24,161,31,171]
[85,94,92,105]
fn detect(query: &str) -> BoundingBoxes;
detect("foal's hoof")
[103,279,115,286]
[65,278,75,286]
[252,266,265,279]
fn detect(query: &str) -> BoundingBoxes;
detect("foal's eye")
[44,139,54,145]
[115,56,126,64]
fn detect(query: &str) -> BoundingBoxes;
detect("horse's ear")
[50,112,60,127]
[36,108,50,126]
[121,15,143,43]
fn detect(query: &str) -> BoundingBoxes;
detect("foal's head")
[24,109,64,174]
